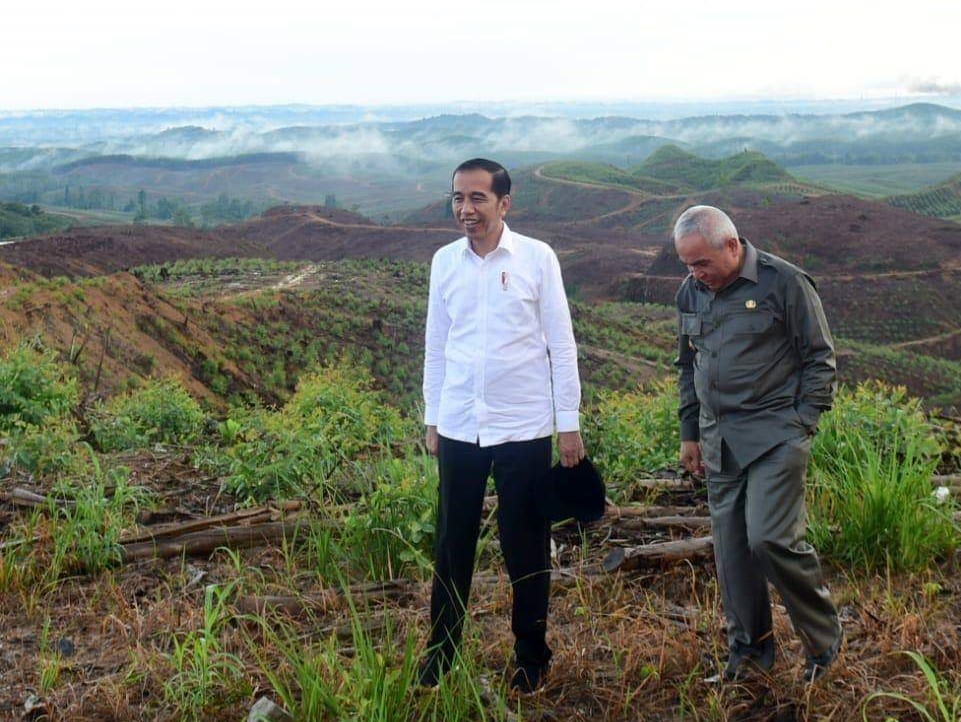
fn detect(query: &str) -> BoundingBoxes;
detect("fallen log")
[0,487,75,509]
[633,478,695,492]
[234,580,413,617]
[121,520,306,562]
[603,536,714,573]
[605,504,706,519]
[616,515,712,532]
[120,501,302,545]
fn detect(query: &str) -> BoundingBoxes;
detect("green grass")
[808,383,956,572]
[583,379,679,500]
[864,652,961,722]
[638,146,794,190]
[539,161,682,194]
[793,162,961,198]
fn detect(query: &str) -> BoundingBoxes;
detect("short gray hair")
[672,205,738,249]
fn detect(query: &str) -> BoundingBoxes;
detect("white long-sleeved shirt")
[423,223,581,446]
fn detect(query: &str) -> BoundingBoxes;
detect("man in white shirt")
[420,158,585,693]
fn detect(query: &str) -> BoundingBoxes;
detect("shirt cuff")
[555,410,580,433]
[424,406,439,426]
[681,419,700,442]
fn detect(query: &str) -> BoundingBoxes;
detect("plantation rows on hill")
[888,175,961,218]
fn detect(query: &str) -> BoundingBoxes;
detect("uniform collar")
[738,238,758,284]
[461,222,514,259]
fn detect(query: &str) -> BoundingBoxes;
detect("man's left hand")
[557,431,586,468]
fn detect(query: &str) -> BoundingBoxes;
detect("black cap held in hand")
[535,457,606,523]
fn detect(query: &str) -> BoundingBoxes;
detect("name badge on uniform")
[501,270,509,291]
[745,299,757,309]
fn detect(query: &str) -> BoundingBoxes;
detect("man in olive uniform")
[672,205,842,683]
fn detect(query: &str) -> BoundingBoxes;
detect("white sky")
[2,0,960,110]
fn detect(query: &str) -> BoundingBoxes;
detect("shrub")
[584,379,679,499]
[0,345,78,429]
[8,417,83,475]
[809,382,955,571]
[342,456,437,579]
[0,345,81,474]
[91,377,206,451]
[215,363,406,502]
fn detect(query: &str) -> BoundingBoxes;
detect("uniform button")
[710,381,717,389]
[711,351,717,358]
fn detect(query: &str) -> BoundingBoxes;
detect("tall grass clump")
[0,344,82,474]
[809,382,954,571]
[0,455,146,592]
[90,376,206,451]
[213,363,406,502]
[863,652,961,722]
[248,601,512,722]
[584,378,678,500]
[163,582,250,721]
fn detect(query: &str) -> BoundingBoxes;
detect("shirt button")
[711,351,717,358]
[710,381,717,389]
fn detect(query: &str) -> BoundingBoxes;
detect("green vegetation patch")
[90,376,207,452]
[0,201,70,240]
[809,382,956,571]
[639,145,794,190]
[208,363,406,503]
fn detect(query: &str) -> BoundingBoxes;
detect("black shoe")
[417,652,449,689]
[510,664,548,694]
[723,645,775,682]
[804,630,843,684]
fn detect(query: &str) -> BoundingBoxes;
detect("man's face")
[674,233,742,291]
[451,168,511,244]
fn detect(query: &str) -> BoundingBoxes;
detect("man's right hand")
[680,440,704,477]
[425,425,439,456]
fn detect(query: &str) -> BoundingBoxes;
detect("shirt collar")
[738,238,758,284]
[460,222,514,259]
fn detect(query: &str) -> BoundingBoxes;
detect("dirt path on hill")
[889,326,961,349]
[272,263,321,290]
[580,344,664,378]
[297,208,451,233]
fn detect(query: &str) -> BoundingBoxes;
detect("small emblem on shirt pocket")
[745,299,757,309]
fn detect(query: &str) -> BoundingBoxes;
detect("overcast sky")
[2,0,959,110]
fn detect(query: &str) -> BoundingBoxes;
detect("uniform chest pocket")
[681,313,702,336]
[727,311,776,334]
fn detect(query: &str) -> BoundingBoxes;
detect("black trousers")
[427,434,553,670]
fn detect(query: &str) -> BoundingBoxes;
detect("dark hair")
[452,158,511,198]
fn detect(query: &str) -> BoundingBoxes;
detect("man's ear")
[499,194,512,217]
[725,236,740,255]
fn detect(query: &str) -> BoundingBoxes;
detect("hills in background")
[3,102,961,220]
[2,101,961,409]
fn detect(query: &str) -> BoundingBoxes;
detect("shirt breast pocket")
[681,312,704,355]
[727,311,779,366]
